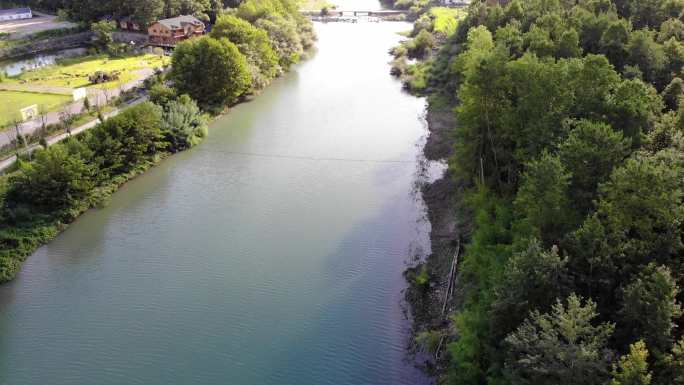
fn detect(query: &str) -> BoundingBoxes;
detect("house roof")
[0,8,31,16]
[155,15,203,29]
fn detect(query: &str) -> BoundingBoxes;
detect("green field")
[0,53,168,128]
[0,90,71,126]
[5,53,169,90]
[430,7,465,36]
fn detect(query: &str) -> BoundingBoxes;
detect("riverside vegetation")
[396,1,684,385]
[0,0,314,283]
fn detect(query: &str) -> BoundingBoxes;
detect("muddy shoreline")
[406,95,466,377]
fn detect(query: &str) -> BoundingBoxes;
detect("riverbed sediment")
[405,94,466,376]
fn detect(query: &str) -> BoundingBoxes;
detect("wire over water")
[205,150,416,164]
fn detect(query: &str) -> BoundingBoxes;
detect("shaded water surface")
[0,22,432,385]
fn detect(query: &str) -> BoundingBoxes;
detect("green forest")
[0,0,313,283]
[402,0,684,384]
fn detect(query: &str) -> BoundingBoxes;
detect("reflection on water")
[1,47,87,76]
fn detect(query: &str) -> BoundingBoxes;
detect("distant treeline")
[405,0,684,384]
[0,0,314,283]
[0,0,241,24]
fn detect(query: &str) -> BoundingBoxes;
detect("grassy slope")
[430,7,465,36]
[4,54,169,90]
[0,53,168,125]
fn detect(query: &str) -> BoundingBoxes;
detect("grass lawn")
[0,90,71,126]
[430,7,466,36]
[4,53,169,90]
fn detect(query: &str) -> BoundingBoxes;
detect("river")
[0,21,434,385]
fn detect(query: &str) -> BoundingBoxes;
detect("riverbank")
[405,93,463,372]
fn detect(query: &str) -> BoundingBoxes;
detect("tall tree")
[558,119,631,214]
[211,14,279,89]
[491,238,568,342]
[611,340,652,385]
[619,263,682,354]
[504,294,615,385]
[513,151,571,244]
[171,36,251,108]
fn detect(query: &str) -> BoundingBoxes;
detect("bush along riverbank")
[400,1,684,384]
[0,0,315,284]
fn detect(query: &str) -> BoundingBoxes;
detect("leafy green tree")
[408,29,437,58]
[86,102,164,176]
[557,28,582,58]
[171,36,251,108]
[491,239,568,342]
[567,151,684,313]
[161,94,208,151]
[644,112,680,152]
[91,20,116,52]
[611,340,652,385]
[663,37,684,79]
[626,0,669,28]
[211,14,279,88]
[446,189,514,385]
[513,152,571,244]
[661,338,684,384]
[236,0,300,23]
[255,15,304,69]
[504,294,615,385]
[593,154,684,277]
[558,120,631,215]
[600,19,631,70]
[658,18,684,42]
[452,26,514,187]
[572,6,611,53]
[495,23,524,57]
[524,24,555,57]
[130,0,164,26]
[148,82,177,107]
[620,263,682,354]
[568,54,621,121]
[626,29,665,85]
[606,77,663,145]
[8,143,94,211]
[662,77,684,110]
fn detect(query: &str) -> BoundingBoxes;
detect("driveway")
[0,12,77,39]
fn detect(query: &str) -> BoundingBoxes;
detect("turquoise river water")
[0,21,435,385]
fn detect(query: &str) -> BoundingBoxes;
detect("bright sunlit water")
[0,22,433,385]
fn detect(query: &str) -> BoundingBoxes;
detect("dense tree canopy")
[404,0,684,384]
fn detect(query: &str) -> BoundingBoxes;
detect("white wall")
[0,12,32,22]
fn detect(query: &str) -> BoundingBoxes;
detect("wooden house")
[148,15,205,46]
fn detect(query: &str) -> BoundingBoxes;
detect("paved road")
[0,97,146,173]
[0,69,153,149]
